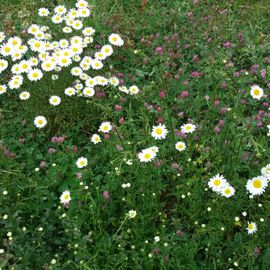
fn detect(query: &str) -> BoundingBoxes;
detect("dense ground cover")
[0,0,270,269]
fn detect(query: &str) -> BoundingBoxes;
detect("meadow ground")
[0,0,270,269]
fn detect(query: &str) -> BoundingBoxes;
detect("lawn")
[0,0,270,269]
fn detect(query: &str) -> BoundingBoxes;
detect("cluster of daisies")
[138,122,196,163]
[246,164,270,196]
[208,174,235,198]
[0,0,140,129]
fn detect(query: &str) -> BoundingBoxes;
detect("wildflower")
[246,222,257,234]
[108,33,124,46]
[60,190,71,204]
[221,185,235,198]
[0,84,7,95]
[49,96,61,106]
[151,124,168,140]
[261,164,270,179]
[19,91,30,100]
[28,69,43,81]
[34,116,47,128]
[138,147,157,163]
[154,236,160,242]
[246,176,268,195]
[250,85,264,100]
[91,134,101,144]
[65,87,76,96]
[83,87,95,97]
[175,141,186,152]
[99,122,112,133]
[76,157,88,168]
[129,85,140,95]
[208,174,227,192]
[128,210,137,219]
[38,8,50,17]
[181,123,196,134]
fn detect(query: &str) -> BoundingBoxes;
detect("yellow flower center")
[224,189,231,195]
[254,89,260,95]
[213,179,221,186]
[248,224,253,230]
[38,120,43,125]
[144,153,151,159]
[253,180,262,189]
[156,128,163,135]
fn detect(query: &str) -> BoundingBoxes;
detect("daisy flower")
[71,67,83,76]
[0,85,7,95]
[246,176,268,195]
[76,157,88,168]
[91,134,101,144]
[76,0,89,9]
[129,85,139,95]
[49,96,61,106]
[221,185,235,198]
[261,164,270,179]
[208,174,227,192]
[175,141,186,152]
[0,43,13,56]
[108,33,124,46]
[85,78,96,87]
[151,124,168,140]
[101,45,113,56]
[82,27,95,36]
[83,87,95,97]
[27,69,43,81]
[246,222,257,234]
[119,86,129,94]
[19,91,30,100]
[60,190,71,205]
[95,51,106,60]
[109,77,119,86]
[34,116,47,128]
[138,148,157,163]
[38,8,50,17]
[65,87,76,96]
[63,26,72,33]
[128,210,137,219]
[99,122,112,133]
[91,59,103,70]
[78,8,91,18]
[181,123,196,134]
[54,5,67,15]
[72,20,83,30]
[52,15,63,24]
[0,59,8,73]
[250,85,264,100]
[0,32,6,43]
